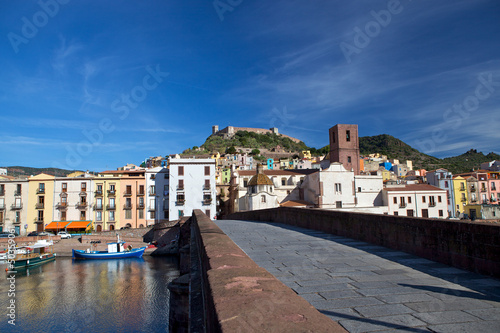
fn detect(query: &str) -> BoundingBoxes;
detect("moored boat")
[11,240,56,269]
[72,235,146,259]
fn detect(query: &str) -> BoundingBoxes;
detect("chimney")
[256,163,264,174]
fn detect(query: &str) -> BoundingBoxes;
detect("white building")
[238,164,279,211]
[0,179,29,235]
[168,158,216,220]
[145,167,169,225]
[382,184,448,218]
[53,174,94,225]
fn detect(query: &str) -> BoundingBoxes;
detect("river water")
[0,256,180,332]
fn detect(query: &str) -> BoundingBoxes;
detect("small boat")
[72,235,146,259]
[11,240,56,269]
[0,248,27,261]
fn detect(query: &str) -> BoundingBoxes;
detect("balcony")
[429,202,436,207]
[149,191,156,196]
[34,217,44,223]
[123,191,132,197]
[123,203,133,210]
[203,199,212,205]
[461,198,467,202]
[35,203,44,209]
[93,204,103,210]
[470,187,476,192]
[175,200,185,206]
[56,202,68,209]
[36,188,45,194]
[203,185,211,190]
[399,203,406,208]
[11,203,23,210]
[76,202,88,209]
[14,191,22,196]
[95,190,103,197]
[107,190,116,196]
[176,186,184,191]
[459,187,465,191]
[137,191,145,196]
[481,188,487,192]
[106,204,116,210]
[138,202,145,209]
[148,206,156,211]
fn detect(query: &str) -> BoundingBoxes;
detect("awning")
[45,221,71,231]
[65,221,92,230]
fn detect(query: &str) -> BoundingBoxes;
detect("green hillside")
[183,130,309,155]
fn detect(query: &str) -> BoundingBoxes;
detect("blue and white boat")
[72,235,146,259]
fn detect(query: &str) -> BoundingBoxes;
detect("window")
[205,166,210,176]
[243,179,248,187]
[39,183,45,192]
[335,183,342,193]
[138,209,144,219]
[62,183,67,192]
[205,179,210,189]
[394,212,399,216]
[179,210,184,218]
[178,166,184,176]
[203,193,212,201]
[346,130,350,142]
[178,179,184,189]
[61,211,66,221]
[347,156,351,163]
[421,209,429,218]
[336,201,342,208]
[139,185,144,195]
[126,198,132,208]
[164,210,169,219]
[177,193,185,204]
[109,198,115,208]
[80,211,86,220]
[109,211,115,221]
[438,196,442,203]
[126,185,132,195]
[96,211,102,221]
[331,131,335,143]
[358,187,362,192]
[261,195,266,203]
[400,197,406,207]
[125,210,132,219]
[96,198,102,209]
[16,184,22,195]
[281,178,287,186]
[109,184,115,193]
[439,210,444,217]
[150,211,156,219]
[15,211,20,223]
[407,209,414,217]
[408,196,412,204]
[150,185,156,195]
[164,185,168,196]
[429,196,436,206]
[422,196,426,203]
[444,181,448,188]
[393,197,397,204]
[492,182,497,191]
[81,182,86,191]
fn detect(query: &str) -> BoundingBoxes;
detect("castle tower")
[212,125,219,135]
[329,124,360,175]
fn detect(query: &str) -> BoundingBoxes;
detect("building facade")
[329,124,360,175]
[0,178,28,235]
[168,158,216,221]
[383,184,448,218]
[27,174,55,233]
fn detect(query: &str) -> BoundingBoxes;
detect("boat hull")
[14,253,56,269]
[72,247,146,259]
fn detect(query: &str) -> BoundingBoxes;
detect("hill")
[440,150,500,174]
[182,130,309,156]
[1,166,77,178]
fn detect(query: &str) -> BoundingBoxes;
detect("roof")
[384,184,445,192]
[248,173,273,186]
[99,170,145,175]
[280,200,315,207]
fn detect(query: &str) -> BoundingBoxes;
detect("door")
[470,209,477,219]
[37,223,44,232]
[421,209,429,218]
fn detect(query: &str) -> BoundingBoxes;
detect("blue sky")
[1,0,499,171]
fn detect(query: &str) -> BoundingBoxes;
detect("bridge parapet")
[170,210,346,332]
[226,207,500,278]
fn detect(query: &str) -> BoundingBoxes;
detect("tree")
[226,146,237,154]
[251,149,260,155]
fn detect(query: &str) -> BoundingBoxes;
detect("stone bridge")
[168,208,500,332]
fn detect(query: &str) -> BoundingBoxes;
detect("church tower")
[329,124,360,175]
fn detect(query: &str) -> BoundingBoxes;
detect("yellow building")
[300,151,312,160]
[452,176,468,215]
[93,172,122,231]
[27,173,55,232]
[381,169,392,181]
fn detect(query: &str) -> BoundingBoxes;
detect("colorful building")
[27,174,55,232]
[452,176,468,215]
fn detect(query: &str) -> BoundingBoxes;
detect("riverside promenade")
[216,219,500,332]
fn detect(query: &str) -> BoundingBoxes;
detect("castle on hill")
[211,125,301,144]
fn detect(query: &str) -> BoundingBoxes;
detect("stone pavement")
[216,219,500,333]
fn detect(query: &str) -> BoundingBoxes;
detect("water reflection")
[0,256,180,332]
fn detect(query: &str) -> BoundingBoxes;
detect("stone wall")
[226,207,500,278]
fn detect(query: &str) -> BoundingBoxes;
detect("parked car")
[38,232,55,237]
[57,231,72,239]
[28,231,39,237]
[0,233,11,238]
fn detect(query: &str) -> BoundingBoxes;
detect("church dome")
[248,164,273,186]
